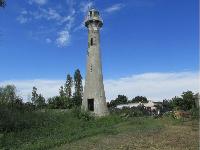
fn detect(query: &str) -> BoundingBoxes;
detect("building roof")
[116,101,161,109]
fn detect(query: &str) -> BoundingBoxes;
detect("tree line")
[0,69,83,110]
[107,91,199,113]
[162,91,199,112]
[48,69,83,109]
[108,95,148,108]
[1,75,198,113]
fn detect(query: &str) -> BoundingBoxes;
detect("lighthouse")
[82,8,109,116]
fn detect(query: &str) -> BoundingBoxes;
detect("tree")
[165,91,197,111]
[35,94,46,109]
[0,0,6,8]
[31,87,46,108]
[109,95,128,107]
[73,69,83,107]
[170,96,183,110]
[0,85,17,104]
[64,74,73,98]
[59,86,65,98]
[181,91,196,110]
[47,96,64,109]
[132,96,148,103]
[162,99,172,112]
[64,97,73,109]
[31,87,38,104]
[74,69,83,98]
[116,95,128,104]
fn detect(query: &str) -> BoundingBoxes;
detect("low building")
[116,101,162,115]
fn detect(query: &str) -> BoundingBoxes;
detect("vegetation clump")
[110,106,150,119]
[72,107,95,121]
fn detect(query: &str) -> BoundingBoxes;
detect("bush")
[190,107,199,119]
[72,107,94,121]
[110,106,150,119]
[162,111,174,118]
[0,104,49,132]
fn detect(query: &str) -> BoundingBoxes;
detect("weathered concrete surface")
[82,9,109,116]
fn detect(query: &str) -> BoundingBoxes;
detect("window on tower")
[91,38,93,46]
[94,11,99,17]
[90,65,92,72]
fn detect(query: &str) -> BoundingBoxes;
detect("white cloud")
[0,72,199,102]
[21,10,28,15]
[17,7,75,47]
[29,0,47,5]
[45,38,52,43]
[0,79,64,101]
[73,23,84,32]
[18,7,75,26]
[105,4,125,13]
[18,0,77,48]
[56,30,70,47]
[30,8,61,21]
[17,10,31,24]
[17,16,29,24]
[104,72,199,101]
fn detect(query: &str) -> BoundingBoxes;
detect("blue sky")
[0,0,199,101]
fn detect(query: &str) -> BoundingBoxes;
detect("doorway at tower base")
[81,101,109,117]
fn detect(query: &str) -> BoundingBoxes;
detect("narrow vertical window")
[91,38,93,46]
[90,65,92,72]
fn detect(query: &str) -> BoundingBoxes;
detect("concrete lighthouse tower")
[82,8,109,116]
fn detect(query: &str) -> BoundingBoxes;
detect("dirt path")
[53,120,199,150]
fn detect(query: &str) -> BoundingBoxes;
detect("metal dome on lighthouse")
[82,8,109,116]
[85,8,103,28]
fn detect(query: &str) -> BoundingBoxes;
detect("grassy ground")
[54,118,199,150]
[0,110,199,150]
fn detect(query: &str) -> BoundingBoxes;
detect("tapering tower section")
[82,8,109,116]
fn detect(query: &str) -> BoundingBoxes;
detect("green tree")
[35,94,46,109]
[47,96,64,109]
[59,86,65,98]
[170,96,183,110]
[31,87,46,109]
[132,96,148,103]
[31,87,38,104]
[73,69,83,107]
[181,91,196,110]
[0,85,17,104]
[162,99,173,112]
[64,97,73,109]
[64,74,73,98]
[109,95,128,107]
[166,91,197,111]
[116,95,128,104]
[0,0,6,8]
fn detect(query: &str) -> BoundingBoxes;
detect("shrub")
[0,104,49,132]
[162,111,174,118]
[72,107,94,121]
[110,106,150,119]
[190,107,199,119]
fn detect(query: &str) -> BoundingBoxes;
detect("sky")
[0,0,199,101]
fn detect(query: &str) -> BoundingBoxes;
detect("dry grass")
[54,118,199,150]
